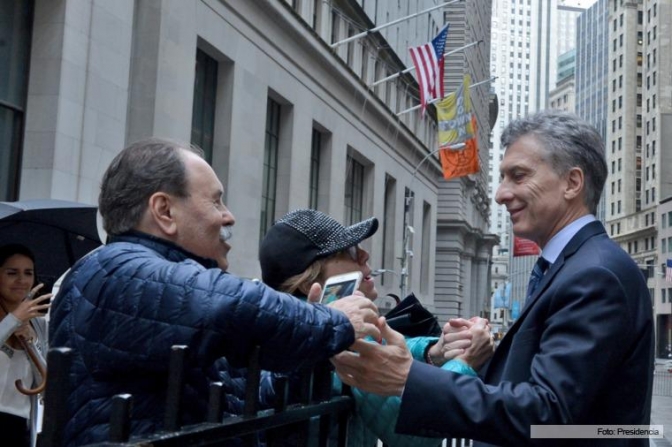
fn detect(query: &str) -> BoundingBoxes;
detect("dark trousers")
[0,411,30,447]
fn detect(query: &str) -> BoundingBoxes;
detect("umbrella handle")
[0,298,47,395]
[14,335,47,396]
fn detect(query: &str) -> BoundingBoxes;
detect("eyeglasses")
[345,245,359,262]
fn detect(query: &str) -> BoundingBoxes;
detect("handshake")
[425,316,494,370]
[316,289,494,373]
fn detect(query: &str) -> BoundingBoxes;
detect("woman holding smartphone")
[0,244,52,447]
[259,209,493,447]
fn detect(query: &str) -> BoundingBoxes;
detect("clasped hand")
[425,316,494,368]
[331,315,495,396]
[439,317,495,369]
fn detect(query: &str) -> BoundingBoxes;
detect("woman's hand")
[13,322,37,342]
[11,283,52,323]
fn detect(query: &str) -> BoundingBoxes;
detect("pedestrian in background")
[0,244,51,447]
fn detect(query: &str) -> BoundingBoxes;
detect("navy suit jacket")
[397,221,654,446]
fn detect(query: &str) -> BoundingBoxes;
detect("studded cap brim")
[279,211,378,259]
[259,209,379,290]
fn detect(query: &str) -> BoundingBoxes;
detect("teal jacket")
[339,336,477,447]
[287,294,476,446]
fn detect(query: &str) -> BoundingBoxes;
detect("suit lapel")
[494,221,607,353]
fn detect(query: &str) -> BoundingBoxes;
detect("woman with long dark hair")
[0,244,51,447]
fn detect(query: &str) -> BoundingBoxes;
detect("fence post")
[243,346,261,417]
[109,394,133,442]
[242,346,262,447]
[312,361,332,403]
[207,382,224,423]
[37,347,72,447]
[314,361,333,446]
[164,345,189,432]
[336,407,349,447]
[273,375,289,413]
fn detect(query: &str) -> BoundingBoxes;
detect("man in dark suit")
[332,110,655,446]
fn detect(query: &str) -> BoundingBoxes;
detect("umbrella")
[0,199,103,292]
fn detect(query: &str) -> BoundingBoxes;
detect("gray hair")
[99,138,204,235]
[500,110,607,214]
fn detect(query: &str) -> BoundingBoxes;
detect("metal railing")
[36,345,472,446]
[653,370,672,397]
[37,346,354,447]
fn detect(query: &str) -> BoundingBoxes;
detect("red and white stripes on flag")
[666,259,672,283]
[409,24,449,116]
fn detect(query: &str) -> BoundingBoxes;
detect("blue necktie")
[526,257,550,303]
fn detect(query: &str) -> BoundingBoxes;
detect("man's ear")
[147,192,178,236]
[564,167,584,201]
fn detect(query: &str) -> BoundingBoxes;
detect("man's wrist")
[424,340,438,366]
[455,353,478,370]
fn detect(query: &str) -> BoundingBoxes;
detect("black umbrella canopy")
[0,199,103,291]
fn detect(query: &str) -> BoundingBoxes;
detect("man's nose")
[494,182,509,205]
[222,207,236,226]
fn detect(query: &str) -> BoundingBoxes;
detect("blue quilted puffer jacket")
[49,232,355,446]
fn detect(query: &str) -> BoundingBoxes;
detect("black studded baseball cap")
[259,209,378,290]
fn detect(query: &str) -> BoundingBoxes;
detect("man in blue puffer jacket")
[49,138,381,446]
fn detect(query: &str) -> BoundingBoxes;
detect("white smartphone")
[319,271,363,305]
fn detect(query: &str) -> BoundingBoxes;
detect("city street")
[3,0,672,445]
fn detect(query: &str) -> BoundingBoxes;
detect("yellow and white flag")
[437,75,475,148]
[436,75,480,180]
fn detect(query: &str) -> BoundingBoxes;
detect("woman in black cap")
[259,209,493,447]
[259,208,381,304]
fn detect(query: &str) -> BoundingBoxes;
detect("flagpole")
[396,76,498,116]
[400,142,465,298]
[330,0,464,49]
[369,40,482,88]
[469,76,499,89]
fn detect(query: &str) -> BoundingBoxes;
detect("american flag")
[666,259,672,283]
[409,24,449,116]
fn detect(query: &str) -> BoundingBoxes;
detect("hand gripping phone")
[319,271,363,305]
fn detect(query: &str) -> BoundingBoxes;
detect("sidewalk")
[650,359,672,447]
[651,393,672,446]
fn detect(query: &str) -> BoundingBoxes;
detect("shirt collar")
[110,230,219,269]
[541,214,596,264]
